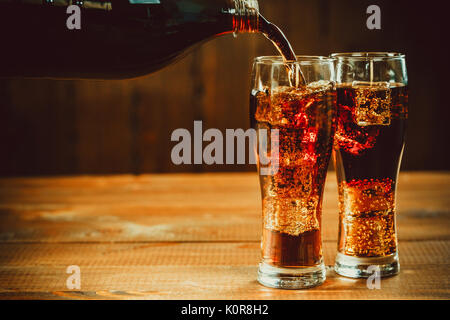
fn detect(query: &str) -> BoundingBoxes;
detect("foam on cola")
[251,82,336,267]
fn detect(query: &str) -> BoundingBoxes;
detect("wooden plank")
[0,173,448,299]
[0,173,448,243]
[0,241,448,300]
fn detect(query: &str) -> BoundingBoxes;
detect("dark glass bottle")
[0,0,259,79]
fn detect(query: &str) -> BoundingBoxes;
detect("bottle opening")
[233,0,259,34]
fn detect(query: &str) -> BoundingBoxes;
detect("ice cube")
[307,80,333,93]
[352,81,391,126]
[339,178,395,215]
[263,195,320,236]
[254,88,271,123]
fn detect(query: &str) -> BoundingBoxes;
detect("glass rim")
[254,55,334,65]
[330,52,405,61]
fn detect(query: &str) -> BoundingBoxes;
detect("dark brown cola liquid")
[334,84,408,182]
[262,229,322,267]
[0,0,299,80]
[258,15,305,86]
[334,84,408,257]
[258,15,296,61]
[251,84,336,267]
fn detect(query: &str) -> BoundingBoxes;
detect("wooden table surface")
[0,172,448,300]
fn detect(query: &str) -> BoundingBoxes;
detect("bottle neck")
[232,0,259,33]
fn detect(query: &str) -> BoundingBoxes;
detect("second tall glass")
[331,52,408,278]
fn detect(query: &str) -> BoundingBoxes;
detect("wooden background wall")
[0,0,448,176]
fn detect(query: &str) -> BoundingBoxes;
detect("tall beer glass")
[250,56,336,289]
[331,52,408,278]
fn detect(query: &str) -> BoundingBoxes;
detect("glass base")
[334,252,400,278]
[257,261,326,289]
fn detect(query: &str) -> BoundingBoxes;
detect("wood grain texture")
[0,172,448,299]
[0,173,448,243]
[0,241,448,300]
